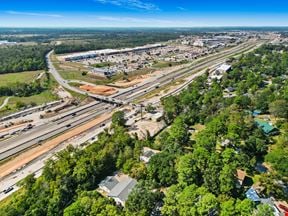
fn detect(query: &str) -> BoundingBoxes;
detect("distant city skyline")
[1,0,288,27]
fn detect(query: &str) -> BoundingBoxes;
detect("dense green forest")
[0,81,45,97]
[1,44,288,216]
[0,45,51,74]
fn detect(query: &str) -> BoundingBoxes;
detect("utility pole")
[140,104,144,120]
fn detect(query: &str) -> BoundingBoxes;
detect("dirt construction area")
[129,120,165,140]
[0,112,113,179]
[80,84,118,96]
[110,75,151,88]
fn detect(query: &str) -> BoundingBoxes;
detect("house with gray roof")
[98,174,137,206]
[99,176,119,193]
[140,147,160,164]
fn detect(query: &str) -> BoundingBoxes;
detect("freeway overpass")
[47,51,126,106]
[0,39,266,201]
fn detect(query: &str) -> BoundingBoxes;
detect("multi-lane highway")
[0,39,263,163]
[0,39,266,200]
[115,40,264,102]
[0,103,112,161]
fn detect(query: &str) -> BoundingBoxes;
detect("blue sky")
[1,0,288,27]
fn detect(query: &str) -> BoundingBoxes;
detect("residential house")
[140,147,160,164]
[246,187,261,202]
[99,176,119,193]
[255,119,279,136]
[98,174,137,206]
[246,187,283,216]
[236,169,248,187]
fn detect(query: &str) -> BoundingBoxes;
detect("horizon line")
[1,25,288,29]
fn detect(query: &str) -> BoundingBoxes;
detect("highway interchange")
[0,38,265,200]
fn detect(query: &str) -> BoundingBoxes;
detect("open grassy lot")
[152,61,186,69]
[10,90,58,105]
[92,62,115,68]
[52,53,157,86]
[0,71,43,86]
[0,97,4,105]
[0,90,58,116]
[0,69,60,114]
[51,54,97,83]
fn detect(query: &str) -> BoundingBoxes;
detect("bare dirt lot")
[110,75,151,88]
[79,84,118,96]
[0,112,112,179]
[129,120,165,140]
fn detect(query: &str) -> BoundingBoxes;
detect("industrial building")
[64,44,164,61]
[90,68,117,78]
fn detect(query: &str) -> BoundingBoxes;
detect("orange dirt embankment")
[0,112,112,179]
[80,84,118,96]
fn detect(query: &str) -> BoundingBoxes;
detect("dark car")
[3,187,14,194]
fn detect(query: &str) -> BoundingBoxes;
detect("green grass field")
[52,54,156,85]
[0,90,59,116]
[51,54,100,83]
[92,62,115,68]
[0,97,4,105]
[0,71,43,86]
[152,61,187,69]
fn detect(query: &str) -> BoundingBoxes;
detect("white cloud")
[6,11,63,18]
[95,0,160,11]
[177,7,187,11]
[95,16,175,24]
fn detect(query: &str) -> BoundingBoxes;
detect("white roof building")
[217,64,231,73]
[98,174,137,207]
[63,44,164,61]
[140,147,160,164]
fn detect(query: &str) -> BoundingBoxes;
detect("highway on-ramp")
[0,39,266,201]
[0,39,263,163]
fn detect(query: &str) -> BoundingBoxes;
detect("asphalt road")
[0,40,262,162]
[0,39,265,200]
[47,51,124,105]
[117,40,263,102]
[0,102,112,160]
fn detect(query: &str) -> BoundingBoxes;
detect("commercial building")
[90,68,116,77]
[217,64,232,73]
[64,44,164,61]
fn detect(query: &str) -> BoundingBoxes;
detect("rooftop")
[255,119,278,135]
[246,187,261,202]
[217,64,231,72]
[108,175,137,204]
[236,169,247,182]
[99,176,119,192]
